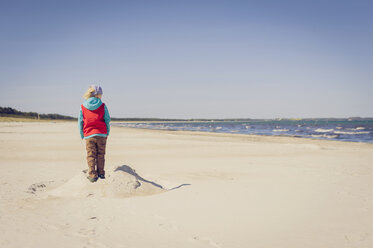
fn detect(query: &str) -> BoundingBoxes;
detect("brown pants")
[85,136,107,178]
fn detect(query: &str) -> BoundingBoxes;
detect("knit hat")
[91,85,103,95]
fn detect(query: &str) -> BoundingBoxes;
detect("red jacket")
[81,103,108,137]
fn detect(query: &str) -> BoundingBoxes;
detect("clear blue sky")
[1,0,372,119]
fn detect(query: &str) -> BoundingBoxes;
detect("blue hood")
[83,97,102,110]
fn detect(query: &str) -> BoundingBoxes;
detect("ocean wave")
[315,128,334,133]
[311,134,338,139]
[273,129,289,132]
[112,122,373,143]
[334,131,370,135]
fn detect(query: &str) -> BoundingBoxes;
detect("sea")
[113,120,373,144]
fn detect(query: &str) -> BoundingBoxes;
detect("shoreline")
[112,125,373,146]
[112,120,373,144]
[2,116,371,144]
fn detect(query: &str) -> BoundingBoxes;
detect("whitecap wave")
[315,128,334,133]
[311,134,338,139]
[273,129,289,132]
[355,127,366,130]
[334,131,370,135]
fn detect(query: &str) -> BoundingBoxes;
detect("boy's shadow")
[115,165,191,191]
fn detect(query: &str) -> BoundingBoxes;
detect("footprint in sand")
[153,214,179,231]
[75,228,96,238]
[191,236,221,248]
[344,232,369,244]
[27,181,57,194]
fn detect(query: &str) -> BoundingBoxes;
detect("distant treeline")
[0,107,76,120]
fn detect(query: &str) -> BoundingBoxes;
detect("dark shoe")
[87,176,98,183]
[98,174,105,179]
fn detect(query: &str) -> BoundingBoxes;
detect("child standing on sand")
[78,85,111,182]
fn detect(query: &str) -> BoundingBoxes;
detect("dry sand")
[0,121,372,248]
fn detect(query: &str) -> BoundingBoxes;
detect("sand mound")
[47,165,165,198]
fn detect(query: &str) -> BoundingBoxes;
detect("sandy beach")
[0,121,372,248]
